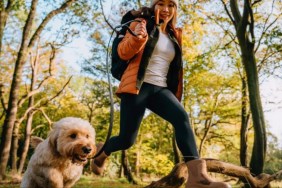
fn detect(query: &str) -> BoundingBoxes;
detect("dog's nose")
[82,146,92,154]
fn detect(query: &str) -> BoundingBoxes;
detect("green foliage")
[184,65,242,159]
[264,133,282,174]
[141,153,174,176]
[113,113,176,177]
[74,176,143,187]
[0,176,143,188]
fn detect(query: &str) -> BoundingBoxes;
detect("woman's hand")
[134,20,147,39]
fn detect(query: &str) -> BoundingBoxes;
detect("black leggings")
[104,82,199,162]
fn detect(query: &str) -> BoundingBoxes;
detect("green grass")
[0,175,143,188]
[0,175,281,188]
[73,176,143,188]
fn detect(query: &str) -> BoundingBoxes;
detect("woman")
[92,0,230,187]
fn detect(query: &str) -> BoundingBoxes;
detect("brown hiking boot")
[185,159,231,188]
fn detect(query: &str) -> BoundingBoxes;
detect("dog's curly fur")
[21,117,96,188]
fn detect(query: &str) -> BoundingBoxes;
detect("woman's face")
[154,0,176,24]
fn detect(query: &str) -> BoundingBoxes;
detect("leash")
[92,29,115,158]
[92,20,141,159]
[93,0,151,158]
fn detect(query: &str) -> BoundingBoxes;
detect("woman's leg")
[147,88,231,187]
[104,83,153,155]
[92,84,153,175]
[147,88,199,162]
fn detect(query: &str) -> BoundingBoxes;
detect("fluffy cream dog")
[21,117,96,188]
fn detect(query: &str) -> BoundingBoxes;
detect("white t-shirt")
[144,32,175,87]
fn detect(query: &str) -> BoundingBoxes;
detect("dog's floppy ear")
[30,136,44,149]
[48,128,59,154]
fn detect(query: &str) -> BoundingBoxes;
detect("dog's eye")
[70,133,76,139]
[86,134,89,138]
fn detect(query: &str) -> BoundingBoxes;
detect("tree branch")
[21,0,39,49]
[36,108,52,128]
[0,1,4,11]
[245,0,255,44]
[230,0,242,26]
[241,0,250,31]
[0,110,5,120]
[40,76,73,106]
[17,79,50,107]
[252,0,262,6]
[17,73,71,129]
[49,43,56,75]
[5,0,14,12]
[28,0,77,48]
[206,14,238,45]
[15,106,40,128]
[0,83,7,112]
[206,159,282,187]
[31,124,46,134]
[255,4,281,53]
[0,0,14,12]
[258,49,282,72]
[18,43,57,107]
[219,0,236,27]
[146,159,282,188]
[99,0,115,31]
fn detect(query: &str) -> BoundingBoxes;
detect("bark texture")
[145,159,282,188]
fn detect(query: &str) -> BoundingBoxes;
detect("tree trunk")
[119,162,123,178]
[135,148,141,177]
[229,0,267,175]
[241,47,266,175]
[121,150,137,184]
[172,132,181,164]
[10,120,21,173]
[240,75,249,167]
[0,0,39,179]
[0,9,7,55]
[198,95,218,156]
[0,0,12,55]
[198,119,211,156]
[0,44,28,180]
[0,83,6,120]
[135,134,143,177]
[17,112,34,174]
[240,75,252,188]
[0,0,76,179]
[17,49,38,174]
[86,102,95,123]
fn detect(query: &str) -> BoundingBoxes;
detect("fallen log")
[145,158,282,188]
